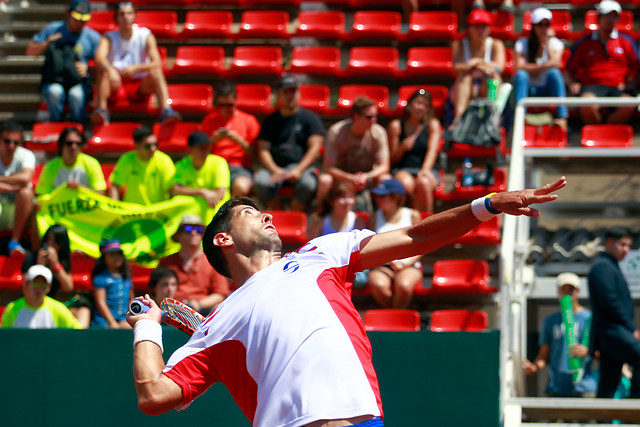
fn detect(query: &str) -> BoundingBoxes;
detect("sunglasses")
[3,138,21,145]
[64,140,85,147]
[183,225,204,234]
[217,103,235,108]
[143,142,158,150]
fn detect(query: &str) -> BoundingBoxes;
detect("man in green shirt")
[171,131,230,224]
[1,264,83,329]
[109,126,175,205]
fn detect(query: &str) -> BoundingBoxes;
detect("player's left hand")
[490,176,566,217]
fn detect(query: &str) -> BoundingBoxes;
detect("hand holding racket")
[128,296,205,336]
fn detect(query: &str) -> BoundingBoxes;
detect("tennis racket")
[129,298,205,335]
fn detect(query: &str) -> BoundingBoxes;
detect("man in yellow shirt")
[109,126,175,205]
[171,131,230,224]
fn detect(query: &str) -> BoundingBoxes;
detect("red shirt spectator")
[201,108,260,169]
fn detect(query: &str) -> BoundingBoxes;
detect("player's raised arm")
[359,177,567,269]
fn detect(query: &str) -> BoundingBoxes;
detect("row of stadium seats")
[363,308,488,332]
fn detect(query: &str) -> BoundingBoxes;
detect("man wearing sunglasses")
[0,122,35,255]
[317,96,390,212]
[109,126,175,205]
[158,215,230,315]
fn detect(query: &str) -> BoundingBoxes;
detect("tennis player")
[128,176,566,427]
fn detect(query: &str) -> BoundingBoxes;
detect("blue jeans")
[41,82,86,123]
[514,68,568,119]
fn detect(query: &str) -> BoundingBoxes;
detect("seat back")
[173,46,225,76]
[231,46,283,76]
[235,84,273,115]
[167,84,214,114]
[430,309,488,332]
[71,252,96,291]
[581,125,633,148]
[584,9,633,33]
[296,11,345,39]
[87,122,141,154]
[407,11,457,40]
[337,84,389,112]
[523,124,568,148]
[290,46,341,76]
[364,309,421,332]
[0,252,26,290]
[406,47,454,77]
[239,10,290,38]
[351,11,401,39]
[182,11,233,39]
[135,11,178,39]
[347,47,398,77]
[432,259,489,289]
[298,84,330,114]
[86,10,117,33]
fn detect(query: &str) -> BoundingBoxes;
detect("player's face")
[607,236,632,261]
[230,205,282,253]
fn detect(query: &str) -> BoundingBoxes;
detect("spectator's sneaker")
[8,239,25,255]
[91,108,110,126]
[158,107,181,125]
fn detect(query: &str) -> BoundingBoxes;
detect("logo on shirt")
[283,261,299,274]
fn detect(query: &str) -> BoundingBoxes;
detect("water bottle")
[461,157,474,187]
[487,78,499,102]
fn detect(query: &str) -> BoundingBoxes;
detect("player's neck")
[231,250,281,286]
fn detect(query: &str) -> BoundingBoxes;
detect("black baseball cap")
[277,75,298,90]
[187,131,211,147]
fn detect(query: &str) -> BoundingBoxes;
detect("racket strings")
[161,299,205,333]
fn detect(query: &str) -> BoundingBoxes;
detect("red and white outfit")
[164,230,383,427]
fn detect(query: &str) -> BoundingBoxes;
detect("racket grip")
[129,299,150,315]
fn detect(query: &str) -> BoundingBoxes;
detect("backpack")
[40,40,82,91]
[442,98,501,148]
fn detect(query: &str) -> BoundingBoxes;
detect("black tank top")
[395,119,429,170]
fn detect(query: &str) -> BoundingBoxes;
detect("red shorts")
[109,78,150,102]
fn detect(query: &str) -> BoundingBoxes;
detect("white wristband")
[471,196,496,222]
[133,319,163,353]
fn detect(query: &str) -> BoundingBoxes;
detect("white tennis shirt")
[163,229,382,427]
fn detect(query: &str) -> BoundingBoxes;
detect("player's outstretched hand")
[127,294,163,326]
[491,176,566,217]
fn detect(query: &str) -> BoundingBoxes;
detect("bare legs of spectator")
[580,93,636,125]
[231,176,253,198]
[394,170,436,213]
[315,172,333,212]
[402,0,418,22]
[141,66,180,124]
[13,185,33,246]
[368,266,421,309]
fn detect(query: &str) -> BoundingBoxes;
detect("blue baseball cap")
[370,178,406,196]
[100,238,122,254]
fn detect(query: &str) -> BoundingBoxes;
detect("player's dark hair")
[148,266,178,289]
[203,196,260,278]
[606,226,632,241]
[1,121,23,135]
[113,1,135,19]
[57,127,86,156]
[403,88,433,123]
[133,126,153,144]
[351,96,375,116]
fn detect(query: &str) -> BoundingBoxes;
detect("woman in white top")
[514,7,568,128]
[366,179,423,309]
[449,8,506,128]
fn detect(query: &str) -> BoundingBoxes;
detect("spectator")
[201,83,260,197]
[366,179,423,309]
[147,266,178,307]
[91,238,133,328]
[254,75,325,211]
[108,126,175,205]
[1,265,83,329]
[91,1,180,126]
[308,181,366,239]
[35,127,106,195]
[25,0,100,125]
[588,226,640,398]
[565,0,638,125]
[317,96,390,213]
[449,8,506,128]
[0,122,35,255]
[514,7,568,129]
[523,272,597,397]
[159,214,230,315]
[387,89,441,213]
[170,131,230,224]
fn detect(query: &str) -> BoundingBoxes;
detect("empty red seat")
[449,167,507,200]
[405,11,458,41]
[265,211,308,245]
[235,84,274,115]
[172,46,225,77]
[336,84,389,114]
[430,309,488,332]
[239,10,290,39]
[581,124,633,148]
[584,9,633,33]
[298,84,331,115]
[490,10,515,40]
[86,10,116,33]
[153,122,201,153]
[405,47,454,78]
[167,84,214,114]
[364,309,421,332]
[289,46,341,76]
[71,252,96,291]
[231,46,283,76]
[430,259,492,295]
[28,122,83,153]
[350,11,401,40]
[396,85,448,117]
[244,0,300,6]
[135,11,179,39]
[440,127,507,159]
[0,252,26,290]
[523,124,568,148]
[131,264,154,291]
[295,11,345,39]
[87,122,141,154]
[521,10,572,39]
[182,10,233,39]
[502,48,515,78]
[346,47,399,78]
[454,216,501,245]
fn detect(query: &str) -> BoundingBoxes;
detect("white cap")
[531,7,552,24]
[556,272,580,290]
[26,264,53,284]
[597,0,621,15]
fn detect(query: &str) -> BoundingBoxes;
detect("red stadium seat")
[182,11,233,39]
[87,122,141,154]
[295,11,345,39]
[131,264,154,291]
[153,122,201,153]
[454,216,501,245]
[430,309,488,332]
[231,46,283,76]
[405,47,454,78]
[244,0,300,6]
[167,84,214,114]
[86,10,116,33]
[265,211,308,245]
[584,9,633,34]
[135,11,179,39]
[289,46,341,76]
[364,309,421,332]
[172,46,225,77]
[336,84,390,114]
[503,48,515,78]
[346,47,399,78]
[521,10,572,39]
[28,122,83,153]
[350,11,401,40]
[440,127,507,159]
[32,164,44,189]
[581,125,633,148]
[298,84,331,115]
[239,10,290,39]
[71,252,96,291]
[405,11,458,41]
[490,10,515,40]
[396,85,448,117]
[0,252,26,290]
[449,167,507,200]
[523,124,568,148]
[430,259,494,295]
[235,84,274,115]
